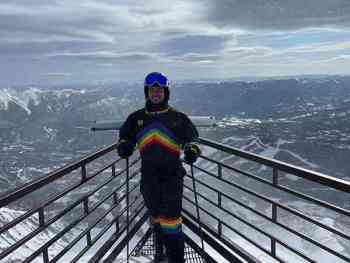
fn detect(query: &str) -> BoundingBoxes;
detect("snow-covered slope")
[0,207,71,262]
[2,76,350,262]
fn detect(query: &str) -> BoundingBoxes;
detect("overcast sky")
[1,0,350,85]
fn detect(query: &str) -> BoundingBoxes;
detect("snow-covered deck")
[114,255,161,263]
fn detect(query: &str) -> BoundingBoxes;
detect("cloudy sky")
[1,0,350,85]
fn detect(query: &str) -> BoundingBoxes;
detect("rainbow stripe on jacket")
[136,122,181,157]
[153,216,183,234]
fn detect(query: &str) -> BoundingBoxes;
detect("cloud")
[156,34,232,56]
[47,51,159,63]
[44,72,72,77]
[0,0,350,84]
[0,1,212,57]
[224,46,273,60]
[171,53,221,63]
[287,41,350,53]
[313,54,350,63]
[200,0,350,31]
[0,2,135,44]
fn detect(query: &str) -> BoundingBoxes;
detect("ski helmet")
[144,72,170,102]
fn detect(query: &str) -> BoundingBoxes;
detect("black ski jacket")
[119,107,199,167]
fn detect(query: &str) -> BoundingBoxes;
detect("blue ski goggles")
[144,72,169,87]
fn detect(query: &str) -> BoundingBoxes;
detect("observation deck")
[1,137,349,262]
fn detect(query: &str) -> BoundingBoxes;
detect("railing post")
[39,207,45,226]
[271,168,279,258]
[218,192,222,236]
[218,221,222,236]
[81,163,87,182]
[39,208,49,263]
[217,164,223,237]
[126,158,130,262]
[81,163,92,245]
[112,163,116,177]
[83,197,92,246]
[190,165,205,251]
[113,191,120,233]
[80,160,92,248]
[112,162,119,232]
[218,164,222,208]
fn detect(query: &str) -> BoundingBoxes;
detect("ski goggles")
[144,72,169,87]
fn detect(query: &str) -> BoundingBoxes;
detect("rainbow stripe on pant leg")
[153,216,182,235]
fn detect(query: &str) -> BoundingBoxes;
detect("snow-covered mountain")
[1,75,350,193]
[1,75,350,262]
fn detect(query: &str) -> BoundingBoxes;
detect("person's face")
[148,85,165,104]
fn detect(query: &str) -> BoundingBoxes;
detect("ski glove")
[117,139,135,159]
[184,143,201,164]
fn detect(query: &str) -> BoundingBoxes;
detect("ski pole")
[190,164,205,251]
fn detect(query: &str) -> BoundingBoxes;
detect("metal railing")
[181,137,350,263]
[1,137,350,263]
[0,143,147,263]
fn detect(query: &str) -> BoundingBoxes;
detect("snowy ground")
[115,255,159,263]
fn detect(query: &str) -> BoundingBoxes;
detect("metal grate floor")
[131,229,205,263]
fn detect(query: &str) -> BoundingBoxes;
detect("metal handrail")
[0,142,145,263]
[23,174,142,263]
[0,143,119,207]
[0,160,141,260]
[1,137,349,262]
[0,158,125,235]
[192,164,350,241]
[198,137,350,192]
[180,137,350,263]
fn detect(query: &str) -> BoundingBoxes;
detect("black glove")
[184,143,201,164]
[117,140,134,159]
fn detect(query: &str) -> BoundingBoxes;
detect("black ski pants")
[140,162,186,263]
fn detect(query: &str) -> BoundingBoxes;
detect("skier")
[117,72,201,263]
